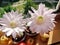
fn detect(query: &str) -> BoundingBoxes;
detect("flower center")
[10,21,17,28]
[35,16,44,24]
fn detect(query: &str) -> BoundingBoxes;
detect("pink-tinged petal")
[37,3,45,15]
[0,25,5,30]
[48,14,57,19]
[0,18,10,27]
[56,0,60,11]
[44,7,49,12]
[2,28,12,32]
[10,10,19,19]
[6,29,13,36]
[42,24,50,33]
[10,10,15,14]
[18,28,24,32]
[39,25,47,33]
[42,27,49,33]
[29,11,39,20]
[0,24,7,27]
[3,13,11,22]
[27,21,32,26]
[0,20,6,24]
[46,22,55,30]
[44,9,55,15]
[41,24,51,32]
[30,26,35,33]
[31,7,38,15]
[8,12,14,20]
[24,18,31,23]
[50,22,55,28]
[14,27,24,36]
[14,27,24,33]
[29,23,38,32]
[35,26,41,33]
[12,31,17,39]
[14,28,19,34]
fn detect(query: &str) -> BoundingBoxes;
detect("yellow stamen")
[36,16,44,24]
[10,21,16,28]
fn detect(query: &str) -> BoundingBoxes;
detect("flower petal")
[2,28,11,32]
[31,7,38,15]
[37,3,46,15]
[6,29,13,36]
[14,27,24,36]
[27,21,32,26]
[12,31,17,39]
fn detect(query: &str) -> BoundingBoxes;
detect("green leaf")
[0,8,5,18]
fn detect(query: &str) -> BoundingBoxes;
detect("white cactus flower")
[27,3,57,34]
[0,10,26,39]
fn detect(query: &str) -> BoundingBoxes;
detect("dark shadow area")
[0,0,19,7]
[51,42,60,45]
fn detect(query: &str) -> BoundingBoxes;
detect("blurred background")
[0,0,59,18]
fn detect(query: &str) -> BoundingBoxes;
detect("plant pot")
[26,31,38,37]
[25,26,38,37]
[12,32,26,43]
